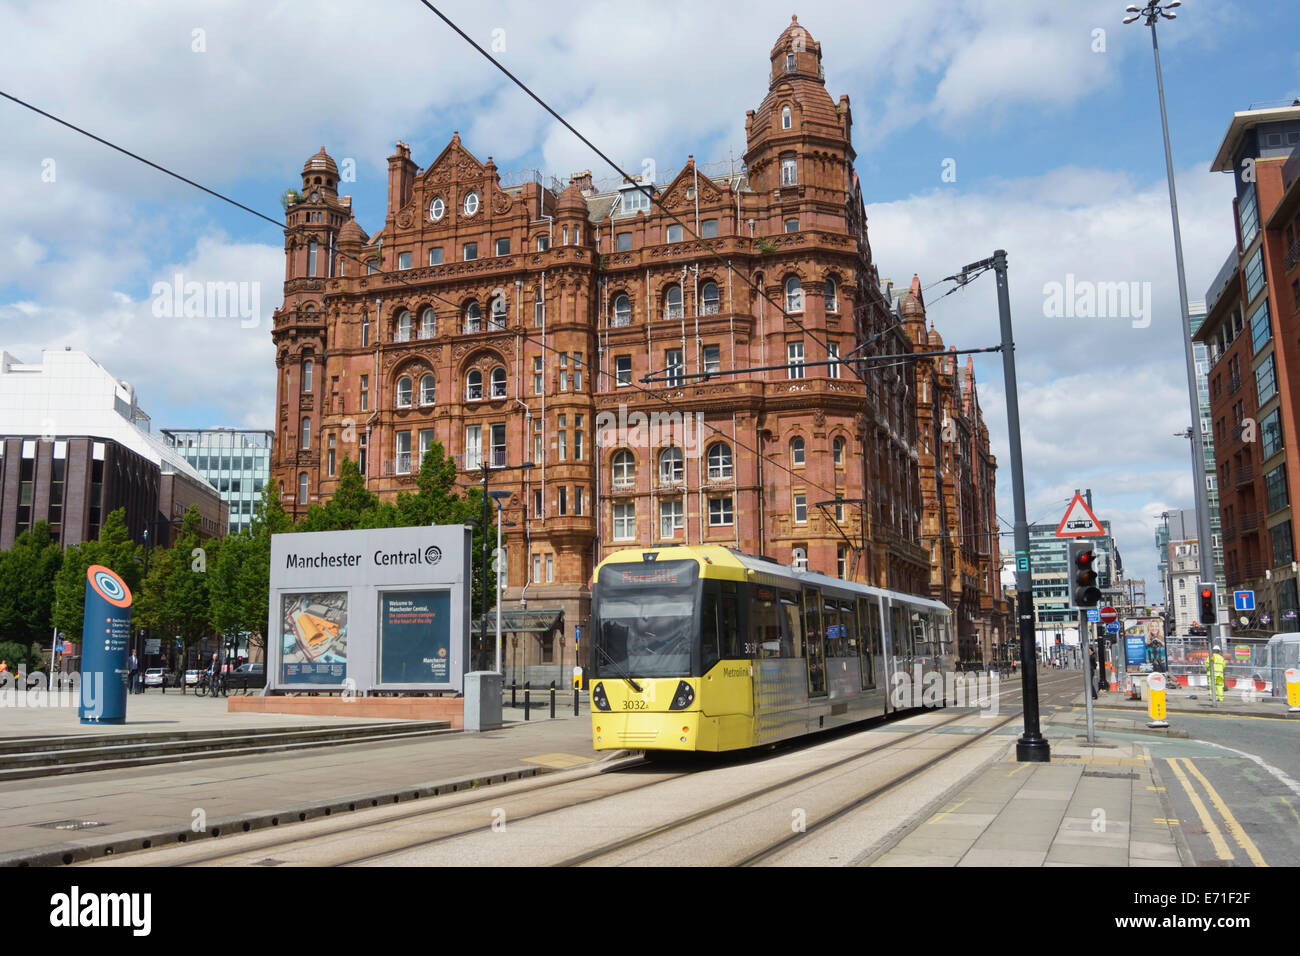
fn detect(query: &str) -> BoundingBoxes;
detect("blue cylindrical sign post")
[79,564,133,724]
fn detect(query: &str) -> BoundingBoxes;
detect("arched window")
[700,281,719,316]
[665,285,683,320]
[611,450,636,488]
[790,436,805,466]
[420,307,436,338]
[659,446,684,483]
[490,296,507,328]
[396,310,412,342]
[464,301,481,333]
[785,277,803,312]
[833,436,845,468]
[490,366,507,399]
[300,417,311,450]
[396,376,412,408]
[420,374,435,405]
[707,442,733,480]
[298,472,309,504]
[466,369,483,401]
[782,105,792,130]
[561,226,569,245]
[824,278,838,313]
[301,359,313,393]
[613,294,631,327]
[792,547,807,571]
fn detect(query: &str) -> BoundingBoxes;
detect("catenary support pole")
[993,250,1050,763]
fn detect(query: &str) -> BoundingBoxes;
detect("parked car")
[184,669,201,686]
[144,668,166,687]
[232,662,264,675]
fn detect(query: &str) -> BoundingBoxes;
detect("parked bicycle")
[193,671,227,698]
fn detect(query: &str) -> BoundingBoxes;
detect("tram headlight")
[592,682,611,711]
[669,680,695,710]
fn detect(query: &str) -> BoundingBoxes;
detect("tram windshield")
[594,560,699,677]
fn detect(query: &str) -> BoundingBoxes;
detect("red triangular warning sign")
[1055,493,1104,538]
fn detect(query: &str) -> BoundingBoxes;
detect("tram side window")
[840,601,858,656]
[779,591,804,658]
[803,587,827,697]
[911,610,931,660]
[701,588,720,673]
[824,601,844,657]
[859,598,880,689]
[719,583,743,659]
[753,588,784,658]
[892,606,910,658]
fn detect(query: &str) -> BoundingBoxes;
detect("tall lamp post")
[475,459,533,672]
[1124,1,1219,648]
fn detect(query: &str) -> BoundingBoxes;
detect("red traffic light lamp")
[1069,541,1102,608]
[1197,583,1216,626]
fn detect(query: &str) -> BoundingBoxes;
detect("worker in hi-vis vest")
[1205,645,1226,702]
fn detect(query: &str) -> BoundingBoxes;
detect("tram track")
[555,674,1061,867]
[88,671,1074,867]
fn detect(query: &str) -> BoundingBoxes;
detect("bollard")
[1287,668,1300,714]
[549,681,556,719]
[524,686,531,721]
[1147,672,1169,729]
[510,680,517,708]
[573,687,579,717]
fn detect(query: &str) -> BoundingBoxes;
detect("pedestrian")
[1206,644,1226,702]
[1089,647,1098,700]
[129,651,139,694]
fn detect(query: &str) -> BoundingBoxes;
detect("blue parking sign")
[1234,590,1255,612]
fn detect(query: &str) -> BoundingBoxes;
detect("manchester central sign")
[268,526,470,694]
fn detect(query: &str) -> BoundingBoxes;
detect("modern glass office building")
[161,428,273,535]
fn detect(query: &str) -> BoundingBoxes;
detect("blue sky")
[1,0,1296,590]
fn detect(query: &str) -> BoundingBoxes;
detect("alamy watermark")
[1043,274,1151,329]
[151,272,261,328]
[595,404,708,457]
[0,669,99,709]
[889,665,1000,716]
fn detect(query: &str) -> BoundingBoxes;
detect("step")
[0,723,455,782]
[0,721,437,755]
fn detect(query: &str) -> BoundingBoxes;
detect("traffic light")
[1197,583,1216,626]
[1069,541,1102,608]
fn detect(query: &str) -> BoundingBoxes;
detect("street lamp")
[489,489,514,675]
[474,460,534,672]
[1123,1,1218,652]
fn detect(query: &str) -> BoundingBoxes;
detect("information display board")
[268,526,471,694]
[79,565,133,724]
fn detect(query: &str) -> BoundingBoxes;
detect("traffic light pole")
[1081,608,1095,744]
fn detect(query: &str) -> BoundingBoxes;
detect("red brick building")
[902,279,1008,665]
[271,17,1000,677]
[1197,103,1300,630]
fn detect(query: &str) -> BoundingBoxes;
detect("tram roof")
[598,546,949,614]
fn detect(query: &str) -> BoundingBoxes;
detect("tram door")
[802,587,827,697]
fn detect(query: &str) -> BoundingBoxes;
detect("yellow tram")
[589,545,955,752]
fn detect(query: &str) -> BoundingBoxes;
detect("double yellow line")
[1164,757,1267,866]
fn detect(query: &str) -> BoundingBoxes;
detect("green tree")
[210,482,294,657]
[135,507,215,670]
[51,509,141,644]
[0,522,63,669]
[299,457,379,531]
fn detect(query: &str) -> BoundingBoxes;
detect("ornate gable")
[657,162,728,213]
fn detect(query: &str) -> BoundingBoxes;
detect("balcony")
[1227,375,1243,395]
[1239,510,1264,533]
[610,475,636,491]
[1244,560,1268,579]
[1223,524,1237,542]
[385,454,412,476]
[1235,466,1255,487]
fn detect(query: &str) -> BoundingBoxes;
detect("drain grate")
[1082,770,1139,779]
[35,819,108,831]
[252,858,286,867]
